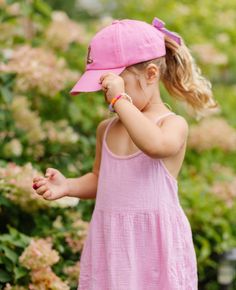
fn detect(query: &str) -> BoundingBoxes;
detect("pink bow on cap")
[152,17,182,45]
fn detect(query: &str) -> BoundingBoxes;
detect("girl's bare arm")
[66,172,98,199]
[113,99,189,158]
[65,118,110,199]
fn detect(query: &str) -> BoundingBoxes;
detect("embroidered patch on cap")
[86,45,93,64]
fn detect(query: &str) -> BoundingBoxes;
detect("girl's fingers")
[35,180,47,187]
[100,74,107,83]
[32,179,47,190]
[100,75,110,86]
[36,185,47,196]
[43,190,52,200]
[33,176,44,183]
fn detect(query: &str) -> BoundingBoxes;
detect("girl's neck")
[142,100,171,114]
[141,94,174,117]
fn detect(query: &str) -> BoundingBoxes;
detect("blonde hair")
[127,35,220,119]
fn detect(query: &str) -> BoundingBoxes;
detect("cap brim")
[69,67,126,95]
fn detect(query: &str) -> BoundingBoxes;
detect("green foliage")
[180,179,236,288]
[0,227,30,286]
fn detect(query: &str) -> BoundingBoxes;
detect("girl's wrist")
[109,93,133,112]
[64,178,72,197]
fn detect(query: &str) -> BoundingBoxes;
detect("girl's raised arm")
[113,99,188,159]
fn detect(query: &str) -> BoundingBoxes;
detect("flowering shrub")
[45,11,89,51]
[19,238,70,290]
[10,96,46,145]
[4,284,27,290]
[63,261,80,288]
[0,162,79,212]
[29,266,69,290]
[3,237,71,290]
[0,162,50,212]
[0,45,78,97]
[188,117,236,152]
[64,218,89,253]
[209,164,236,208]
[19,238,60,269]
[190,43,228,66]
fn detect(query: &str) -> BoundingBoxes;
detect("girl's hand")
[100,72,125,103]
[32,168,69,201]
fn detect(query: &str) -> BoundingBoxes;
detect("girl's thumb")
[45,168,57,179]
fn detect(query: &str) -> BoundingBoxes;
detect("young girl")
[33,17,218,289]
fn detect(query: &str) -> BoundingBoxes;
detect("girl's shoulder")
[96,117,116,142]
[97,116,116,130]
[159,113,188,129]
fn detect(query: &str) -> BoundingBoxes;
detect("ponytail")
[128,35,220,119]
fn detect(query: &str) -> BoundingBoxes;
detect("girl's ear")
[145,64,160,84]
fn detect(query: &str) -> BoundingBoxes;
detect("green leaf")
[33,0,52,17]
[0,86,13,104]
[0,269,11,283]
[2,246,18,263]
[0,195,11,207]
[7,226,31,247]
[0,255,13,272]
[13,266,28,280]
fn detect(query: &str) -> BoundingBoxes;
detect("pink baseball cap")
[70,17,181,95]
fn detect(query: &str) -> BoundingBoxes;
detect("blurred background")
[0,0,236,289]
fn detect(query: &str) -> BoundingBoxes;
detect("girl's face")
[119,65,160,111]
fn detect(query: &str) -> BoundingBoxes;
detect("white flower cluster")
[210,163,236,208]
[188,117,236,152]
[43,119,80,145]
[45,11,90,50]
[190,43,228,66]
[0,45,79,96]
[0,162,79,211]
[10,95,46,145]
[2,95,80,159]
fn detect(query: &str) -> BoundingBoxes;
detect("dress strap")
[103,117,117,144]
[155,112,176,124]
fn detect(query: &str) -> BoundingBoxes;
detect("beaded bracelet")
[108,94,122,112]
[108,93,133,112]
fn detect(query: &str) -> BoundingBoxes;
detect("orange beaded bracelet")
[109,94,122,112]
[108,93,133,112]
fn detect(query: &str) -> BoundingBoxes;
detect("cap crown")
[86,19,166,71]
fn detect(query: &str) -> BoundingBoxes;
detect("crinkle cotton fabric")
[77,112,198,290]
